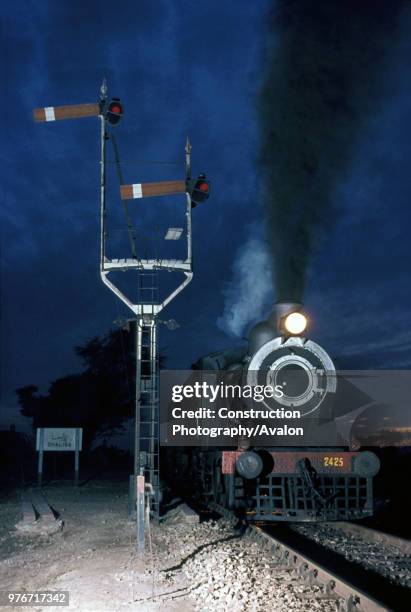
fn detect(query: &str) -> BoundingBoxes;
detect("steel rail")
[210,502,390,612]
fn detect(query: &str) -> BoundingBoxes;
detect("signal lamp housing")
[105,98,123,125]
[186,174,210,208]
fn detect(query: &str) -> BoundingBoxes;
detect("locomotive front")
[215,302,381,521]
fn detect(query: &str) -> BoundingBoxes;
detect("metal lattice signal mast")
[33,81,210,523]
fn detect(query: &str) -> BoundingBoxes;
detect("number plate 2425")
[323,456,344,468]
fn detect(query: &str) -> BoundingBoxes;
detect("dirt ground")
[0,479,194,611]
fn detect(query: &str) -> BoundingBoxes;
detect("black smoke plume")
[259,0,405,302]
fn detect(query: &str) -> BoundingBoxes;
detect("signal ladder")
[135,271,160,518]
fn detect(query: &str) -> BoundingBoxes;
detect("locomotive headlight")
[284,312,307,335]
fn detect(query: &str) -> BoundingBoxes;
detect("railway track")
[291,521,410,590]
[209,503,409,611]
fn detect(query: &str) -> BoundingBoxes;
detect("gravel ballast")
[147,515,341,611]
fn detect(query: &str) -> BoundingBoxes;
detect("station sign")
[36,428,83,452]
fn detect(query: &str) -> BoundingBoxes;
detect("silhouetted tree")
[16,326,140,449]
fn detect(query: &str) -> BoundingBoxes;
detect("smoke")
[260,0,405,302]
[218,235,272,337]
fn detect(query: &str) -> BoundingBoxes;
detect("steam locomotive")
[166,302,382,522]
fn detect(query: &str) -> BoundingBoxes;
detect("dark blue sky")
[1,1,411,429]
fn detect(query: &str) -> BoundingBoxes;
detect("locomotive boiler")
[169,302,381,522]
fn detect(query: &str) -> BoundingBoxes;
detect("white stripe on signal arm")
[132,184,143,198]
[44,107,56,121]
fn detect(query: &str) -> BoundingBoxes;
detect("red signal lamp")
[187,173,210,208]
[106,98,123,125]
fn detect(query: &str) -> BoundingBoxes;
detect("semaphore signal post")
[33,79,210,553]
